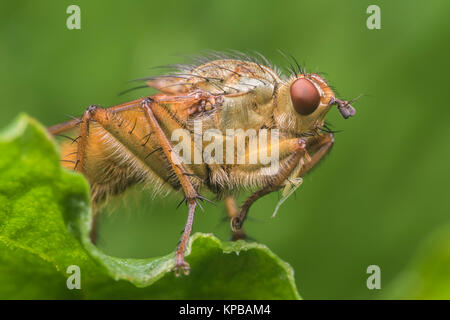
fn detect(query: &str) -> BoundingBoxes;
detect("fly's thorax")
[215,85,275,131]
[192,59,280,86]
[192,59,279,131]
[274,74,335,134]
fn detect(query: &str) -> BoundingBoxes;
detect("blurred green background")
[1,0,449,299]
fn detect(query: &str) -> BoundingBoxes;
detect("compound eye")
[290,78,320,115]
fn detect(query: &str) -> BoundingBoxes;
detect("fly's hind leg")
[74,105,97,173]
[57,97,206,276]
[71,105,102,243]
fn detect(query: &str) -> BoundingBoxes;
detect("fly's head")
[274,73,356,134]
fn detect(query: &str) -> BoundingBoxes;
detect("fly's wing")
[146,59,280,95]
[145,59,282,130]
[49,58,283,136]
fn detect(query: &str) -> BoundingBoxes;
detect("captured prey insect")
[48,52,357,275]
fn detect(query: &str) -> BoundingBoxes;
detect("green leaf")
[0,114,300,299]
[385,225,450,299]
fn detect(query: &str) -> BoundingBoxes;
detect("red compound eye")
[290,78,320,116]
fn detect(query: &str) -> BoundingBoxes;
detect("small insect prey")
[48,53,356,275]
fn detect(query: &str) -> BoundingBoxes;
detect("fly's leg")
[48,98,144,135]
[298,133,334,177]
[232,133,334,231]
[224,196,246,240]
[64,99,204,275]
[71,105,102,243]
[90,213,100,244]
[139,98,199,276]
[74,106,96,173]
[231,138,308,231]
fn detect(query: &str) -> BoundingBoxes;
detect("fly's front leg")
[232,133,334,231]
[140,98,199,276]
[298,133,334,177]
[231,138,308,231]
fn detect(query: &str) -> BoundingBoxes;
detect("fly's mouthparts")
[329,97,356,119]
